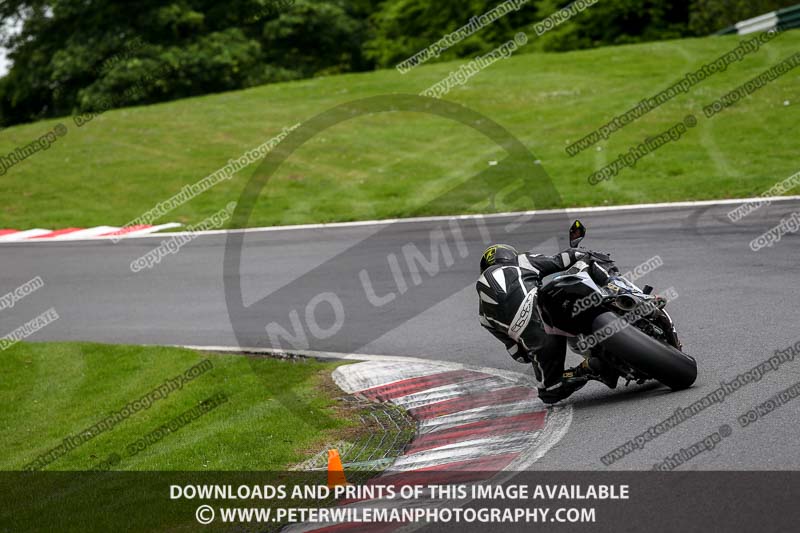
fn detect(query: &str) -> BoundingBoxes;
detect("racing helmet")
[479,244,518,273]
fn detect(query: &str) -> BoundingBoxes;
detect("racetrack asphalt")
[2,199,799,470]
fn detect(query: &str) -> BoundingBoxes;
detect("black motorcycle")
[536,220,697,391]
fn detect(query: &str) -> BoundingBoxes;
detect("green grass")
[0,344,416,531]
[1,32,799,229]
[0,342,360,471]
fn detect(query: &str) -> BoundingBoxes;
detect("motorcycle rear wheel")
[591,312,697,390]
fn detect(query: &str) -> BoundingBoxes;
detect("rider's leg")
[533,335,589,404]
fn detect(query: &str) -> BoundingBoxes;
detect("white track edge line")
[5,195,800,243]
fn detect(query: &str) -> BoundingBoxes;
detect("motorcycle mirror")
[569,220,586,248]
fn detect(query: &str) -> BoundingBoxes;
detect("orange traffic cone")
[327,449,348,488]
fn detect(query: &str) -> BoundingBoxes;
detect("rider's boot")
[538,358,620,404]
[538,363,590,404]
[563,359,592,382]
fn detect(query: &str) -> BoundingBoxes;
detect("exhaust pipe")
[614,294,638,311]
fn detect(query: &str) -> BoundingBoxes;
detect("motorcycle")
[536,220,697,391]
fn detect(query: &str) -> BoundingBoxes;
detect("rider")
[476,243,615,404]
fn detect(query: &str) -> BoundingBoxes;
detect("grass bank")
[0,342,363,471]
[0,32,798,229]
